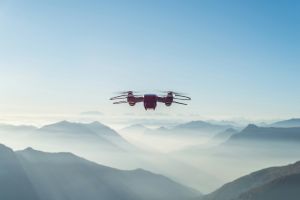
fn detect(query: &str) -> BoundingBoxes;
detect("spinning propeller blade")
[174,94,191,100]
[110,95,128,100]
[159,91,191,100]
[116,90,142,95]
[113,101,128,104]
[159,91,187,95]
[173,101,188,105]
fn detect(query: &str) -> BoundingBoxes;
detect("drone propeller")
[110,95,128,100]
[159,90,188,96]
[159,91,191,101]
[174,94,191,100]
[113,101,128,104]
[173,101,188,105]
[116,90,142,95]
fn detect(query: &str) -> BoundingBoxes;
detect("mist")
[1,120,300,195]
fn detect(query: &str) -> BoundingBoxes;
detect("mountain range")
[39,121,121,138]
[121,124,150,133]
[1,119,300,199]
[225,124,300,144]
[174,121,232,132]
[38,121,133,151]
[122,120,233,138]
[210,128,238,144]
[0,124,36,132]
[0,144,200,200]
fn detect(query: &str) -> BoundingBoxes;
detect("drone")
[110,91,191,110]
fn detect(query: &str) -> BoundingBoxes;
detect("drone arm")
[135,97,144,103]
[157,96,165,103]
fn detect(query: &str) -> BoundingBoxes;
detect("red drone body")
[110,91,191,110]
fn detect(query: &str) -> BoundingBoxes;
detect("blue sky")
[0,0,299,125]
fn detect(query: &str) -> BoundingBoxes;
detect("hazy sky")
[0,0,299,125]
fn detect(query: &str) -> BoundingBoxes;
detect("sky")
[0,0,299,126]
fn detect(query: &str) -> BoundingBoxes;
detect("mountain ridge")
[269,118,300,128]
[202,161,300,200]
[225,124,300,144]
[0,143,200,200]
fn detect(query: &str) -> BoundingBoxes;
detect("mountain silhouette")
[0,144,200,200]
[137,121,233,138]
[0,144,39,200]
[174,121,232,134]
[0,124,37,132]
[270,118,300,128]
[238,173,300,200]
[38,121,134,151]
[121,124,151,134]
[210,128,238,144]
[202,161,300,200]
[225,124,300,144]
[39,120,91,134]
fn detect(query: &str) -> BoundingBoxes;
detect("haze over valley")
[1,118,300,197]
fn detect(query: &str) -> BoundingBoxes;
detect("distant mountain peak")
[186,120,209,125]
[46,120,108,128]
[37,120,131,151]
[176,120,212,129]
[121,124,150,133]
[0,124,37,131]
[175,120,232,132]
[87,121,109,128]
[89,121,103,125]
[22,147,48,155]
[19,147,78,160]
[40,120,108,132]
[44,120,75,127]
[57,120,71,124]
[133,168,149,173]
[39,121,94,133]
[245,124,258,129]
[23,147,35,151]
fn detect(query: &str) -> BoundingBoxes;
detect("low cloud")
[80,111,103,116]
